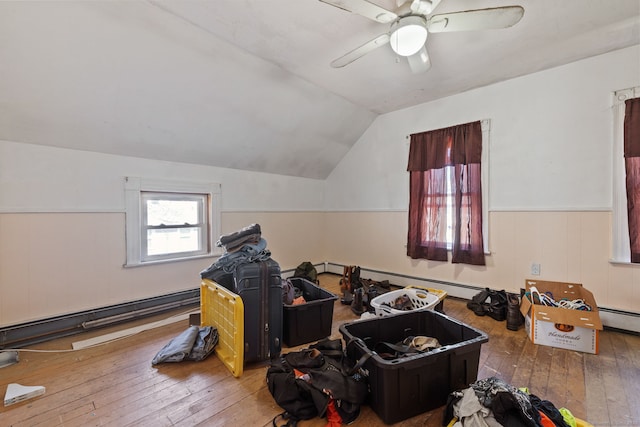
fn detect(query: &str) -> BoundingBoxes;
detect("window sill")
[124,252,221,268]
[608,259,640,267]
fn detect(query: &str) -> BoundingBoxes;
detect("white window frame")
[481,119,490,253]
[124,177,222,267]
[612,87,640,263]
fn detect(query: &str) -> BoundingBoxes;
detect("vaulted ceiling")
[1,0,638,179]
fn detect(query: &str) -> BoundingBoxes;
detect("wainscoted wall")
[2,46,639,332]
[0,139,328,327]
[322,46,640,331]
[0,210,326,327]
[323,210,640,315]
[2,208,638,330]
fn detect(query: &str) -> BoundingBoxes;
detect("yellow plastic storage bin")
[200,279,244,377]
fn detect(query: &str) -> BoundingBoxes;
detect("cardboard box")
[520,279,603,354]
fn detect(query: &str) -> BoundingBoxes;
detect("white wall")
[2,45,639,327]
[323,45,640,320]
[325,45,640,212]
[0,140,325,212]
[0,141,327,326]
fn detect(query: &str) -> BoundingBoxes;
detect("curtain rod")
[405,119,491,139]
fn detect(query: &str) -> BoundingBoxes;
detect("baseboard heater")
[0,289,199,349]
[319,261,640,335]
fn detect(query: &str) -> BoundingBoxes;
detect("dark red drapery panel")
[407,121,485,265]
[624,98,640,263]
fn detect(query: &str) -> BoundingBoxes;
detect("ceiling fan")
[319,0,524,73]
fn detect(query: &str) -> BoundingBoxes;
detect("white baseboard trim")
[72,312,194,350]
[598,309,640,334]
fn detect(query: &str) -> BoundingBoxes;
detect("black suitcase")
[234,259,283,363]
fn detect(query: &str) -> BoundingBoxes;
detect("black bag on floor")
[266,338,370,425]
[293,261,319,284]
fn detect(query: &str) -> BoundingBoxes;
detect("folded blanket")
[216,223,261,251]
[152,326,218,365]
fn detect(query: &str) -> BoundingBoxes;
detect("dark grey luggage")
[234,259,283,362]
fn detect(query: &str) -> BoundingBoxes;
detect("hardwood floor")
[1,273,639,426]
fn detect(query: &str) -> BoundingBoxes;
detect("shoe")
[409,336,441,351]
[341,289,353,305]
[485,290,508,321]
[506,293,524,330]
[366,286,378,306]
[467,288,490,316]
[351,288,365,315]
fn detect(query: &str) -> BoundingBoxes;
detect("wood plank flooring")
[1,274,639,426]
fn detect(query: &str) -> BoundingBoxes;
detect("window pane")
[445,166,454,247]
[146,199,200,226]
[147,227,202,256]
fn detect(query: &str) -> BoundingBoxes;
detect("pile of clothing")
[443,377,587,427]
[151,326,218,365]
[200,223,272,284]
[374,335,441,360]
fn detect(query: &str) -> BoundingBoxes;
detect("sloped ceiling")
[1,0,638,179]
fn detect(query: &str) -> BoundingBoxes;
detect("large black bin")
[283,278,338,347]
[340,310,488,424]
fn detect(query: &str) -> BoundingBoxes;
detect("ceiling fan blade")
[319,0,397,24]
[427,6,524,33]
[330,33,390,68]
[407,45,431,74]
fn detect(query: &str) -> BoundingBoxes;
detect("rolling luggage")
[234,259,283,362]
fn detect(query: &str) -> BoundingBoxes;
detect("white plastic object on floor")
[370,288,443,317]
[0,350,19,368]
[4,383,46,406]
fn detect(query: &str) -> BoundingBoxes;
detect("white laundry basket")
[370,286,447,317]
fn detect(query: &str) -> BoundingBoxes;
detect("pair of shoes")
[506,293,524,330]
[467,288,507,320]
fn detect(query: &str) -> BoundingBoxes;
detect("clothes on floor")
[445,377,572,427]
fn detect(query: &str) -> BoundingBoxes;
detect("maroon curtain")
[407,121,485,265]
[624,98,640,263]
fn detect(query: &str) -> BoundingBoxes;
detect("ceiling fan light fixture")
[389,16,427,57]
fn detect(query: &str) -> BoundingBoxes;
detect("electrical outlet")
[531,263,541,276]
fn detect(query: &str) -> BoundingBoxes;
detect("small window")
[125,178,221,266]
[141,192,208,261]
